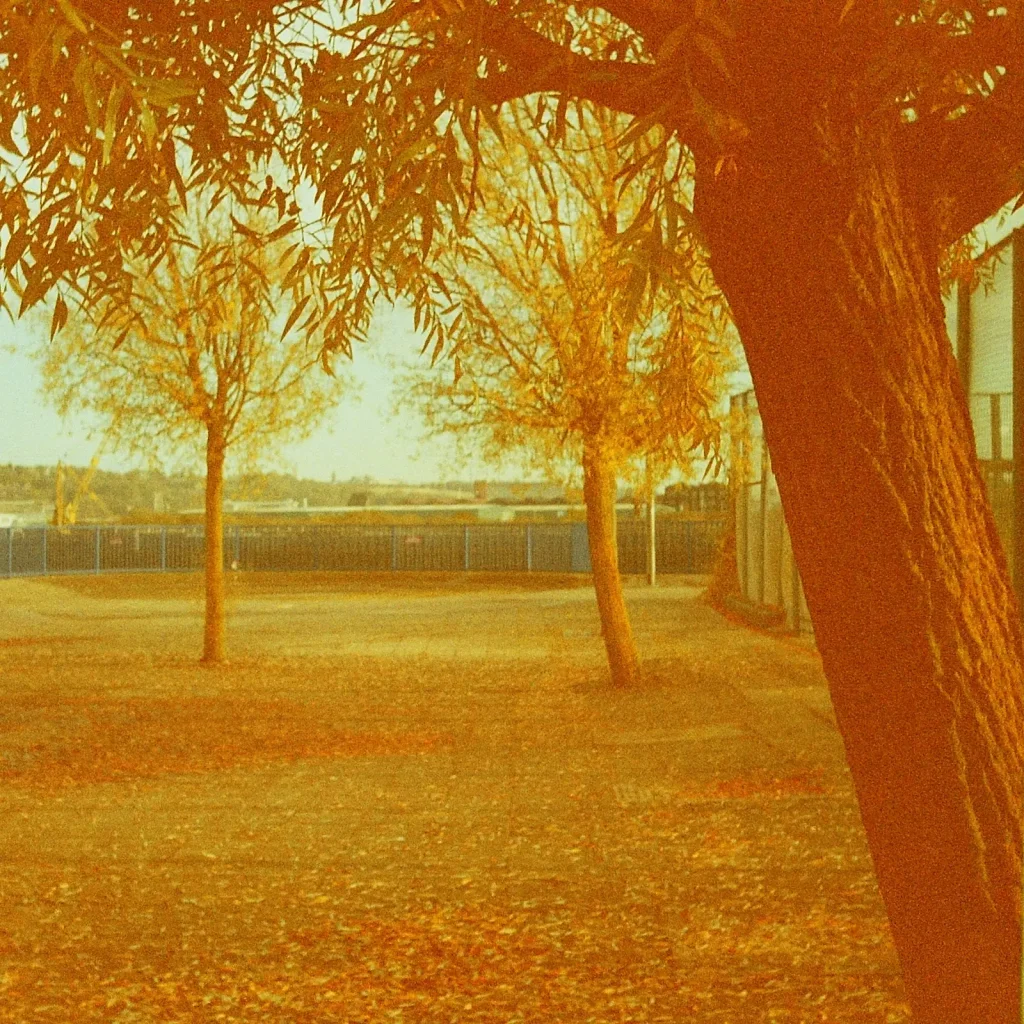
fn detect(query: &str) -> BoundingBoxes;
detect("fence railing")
[731,388,1018,633]
[731,391,813,633]
[0,519,727,579]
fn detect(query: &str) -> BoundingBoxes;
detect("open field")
[0,572,909,1022]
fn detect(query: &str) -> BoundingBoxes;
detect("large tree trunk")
[582,445,641,688]
[694,91,1023,1019]
[202,423,227,665]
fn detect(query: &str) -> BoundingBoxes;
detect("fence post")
[736,394,750,599]
[6,526,12,577]
[526,524,533,571]
[463,525,471,571]
[160,526,167,571]
[233,525,241,569]
[94,525,101,573]
[647,486,656,586]
[390,526,398,571]
[41,527,47,575]
[759,438,769,605]
[790,528,802,633]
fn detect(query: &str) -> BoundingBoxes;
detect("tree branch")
[920,71,1024,245]
[474,7,694,136]
[573,0,679,54]
[905,9,1024,244]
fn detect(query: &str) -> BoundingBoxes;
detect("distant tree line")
[0,464,726,520]
[0,465,367,517]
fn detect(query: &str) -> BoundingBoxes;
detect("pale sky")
[0,301,493,484]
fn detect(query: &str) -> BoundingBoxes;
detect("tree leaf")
[3,227,28,274]
[56,0,89,35]
[138,101,157,152]
[266,218,298,244]
[693,33,730,79]
[50,295,69,341]
[230,214,261,241]
[162,136,188,210]
[282,295,311,338]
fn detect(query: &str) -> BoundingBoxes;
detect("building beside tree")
[734,209,1024,629]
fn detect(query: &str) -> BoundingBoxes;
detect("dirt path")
[0,574,907,1021]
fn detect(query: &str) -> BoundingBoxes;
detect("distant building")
[733,199,1024,627]
[224,499,301,513]
[940,205,1023,578]
[480,481,573,504]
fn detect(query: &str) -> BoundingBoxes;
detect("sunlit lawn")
[0,573,909,1022]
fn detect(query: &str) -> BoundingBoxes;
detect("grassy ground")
[0,572,908,1022]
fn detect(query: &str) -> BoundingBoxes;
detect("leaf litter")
[0,576,909,1022]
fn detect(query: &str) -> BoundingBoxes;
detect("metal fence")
[979,459,1015,580]
[730,388,1017,633]
[731,391,813,633]
[0,519,726,579]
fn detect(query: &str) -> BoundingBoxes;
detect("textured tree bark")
[202,423,226,665]
[695,111,1024,1021]
[582,445,642,688]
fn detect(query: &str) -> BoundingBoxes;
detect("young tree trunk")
[582,445,641,688]
[202,424,227,665]
[695,117,1023,1020]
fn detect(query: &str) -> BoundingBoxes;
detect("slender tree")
[3,1,1024,1017]
[410,103,732,687]
[38,202,346,663]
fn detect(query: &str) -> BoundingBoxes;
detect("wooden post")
[790,524,802,632]
[647,478,656,586]
[464,524,471,571]
[6,526,12,577]
[41,528,47,576]
[736,394,750,599]
[759,427,769,605]
[1014,229,1024,1024]
[957,276,973,397]
[526,524,533,571]
[160,526,167,571]
[390,526,398,571]
[1013,229,1024,607]
[94,526,101,573]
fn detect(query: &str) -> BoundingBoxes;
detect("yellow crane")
[53,443,108,527]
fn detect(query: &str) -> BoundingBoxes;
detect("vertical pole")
[6,525,12,577]
[759,426,769,606]
[390,525,398,571]
[41,527,47,576]
[233,525,241,569]
[1012,230,1024,1024]
[647,478,656,586]
[160,526,167,572]
[94,525,101,573]
[464,524,471,571]
[738,393,750,599]
[526,524,533,571]
[1012,228,1024,606]
[991,392,1003,462]
[791,525,802,633]
[957,276,973,397]
[779,488,787,612]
